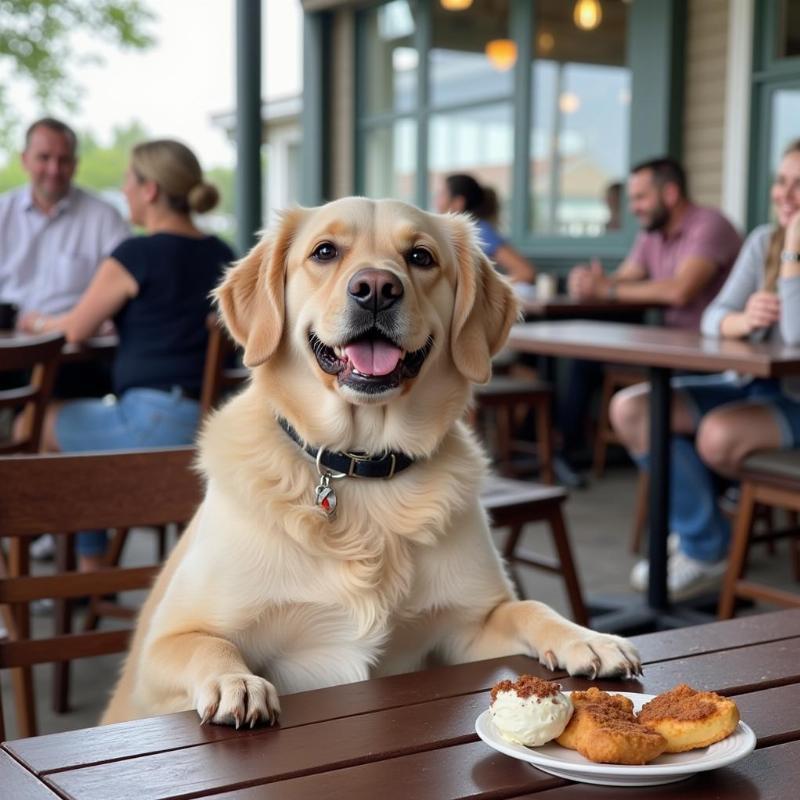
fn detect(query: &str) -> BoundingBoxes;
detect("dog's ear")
[215,208,306,368]
[448,215,520,384]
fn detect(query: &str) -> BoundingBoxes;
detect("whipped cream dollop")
[490,675,573,747]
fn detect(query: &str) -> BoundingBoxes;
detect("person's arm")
[778,212,800,345]
[607,255,719,305]
[701,226,771,339]
[22,257,138,343]
[493,243,536,284]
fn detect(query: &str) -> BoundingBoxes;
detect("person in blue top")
[434,174,536,284]
[21,138,235,572]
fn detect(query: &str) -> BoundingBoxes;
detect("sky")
[3,0,302,170]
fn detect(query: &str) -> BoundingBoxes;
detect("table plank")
[210,741,566,800]
[515,739,800,799]
[0,749,60,799]
[508,320,800,377]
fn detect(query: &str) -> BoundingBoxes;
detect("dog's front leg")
[448,600,642,679]
[143,631,280,728]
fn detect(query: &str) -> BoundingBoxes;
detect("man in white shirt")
[0,117,130,318]
[0,118,129,399]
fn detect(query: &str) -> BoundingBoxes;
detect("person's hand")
[568,259,607,299]
[742,290,781,333]
[18,312,50,334]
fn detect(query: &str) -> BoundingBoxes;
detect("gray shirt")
[0,185,130,315]
[701,224,800,398]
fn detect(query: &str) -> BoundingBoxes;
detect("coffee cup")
[535,273,557,302]
[0,301,19,332]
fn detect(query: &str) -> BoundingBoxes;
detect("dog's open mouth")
[309,330,433,394]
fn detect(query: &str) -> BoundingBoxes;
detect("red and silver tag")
[314,473,337,517]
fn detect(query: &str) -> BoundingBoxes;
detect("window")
[777,0,800,60]
[356,0,644,254]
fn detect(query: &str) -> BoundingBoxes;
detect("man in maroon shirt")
[568,157,742,322]
[556,158,742,486]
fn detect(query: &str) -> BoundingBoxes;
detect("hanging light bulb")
[485,39,517,71]
[440,0,473,10]
[537,31,555,55]
[573,0,603,31]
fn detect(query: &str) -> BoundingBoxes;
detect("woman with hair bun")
[21,138,235,571]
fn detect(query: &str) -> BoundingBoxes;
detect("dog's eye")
[407,247,435,269]
[311,242,338,262]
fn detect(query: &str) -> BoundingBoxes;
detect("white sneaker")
[667,551,728,602]
[631,548,727,601]
[630,533,680,591]
[30,533,55,561]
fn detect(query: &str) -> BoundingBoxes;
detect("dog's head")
[216,198,517,440]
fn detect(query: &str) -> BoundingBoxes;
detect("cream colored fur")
[103,198,640,728]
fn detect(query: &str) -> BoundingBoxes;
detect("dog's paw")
[195,673,280,728]
[541,632,642,680]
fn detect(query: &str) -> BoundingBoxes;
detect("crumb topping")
[491,675,562,702]
[638,684,731,723]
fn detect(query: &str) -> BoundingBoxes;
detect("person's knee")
[696,415,738,472]
[610,389,647,448]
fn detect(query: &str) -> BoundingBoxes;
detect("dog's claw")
[543,650,558,671]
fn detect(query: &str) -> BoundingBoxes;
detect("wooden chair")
[481,475,588,625]
[718,449,800,619]
[473,376,555,484]
[199,316,249,417]
[0,447,204,739]
[0,333,64,454]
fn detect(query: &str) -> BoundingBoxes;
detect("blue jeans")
[639,374,800,563]
[55,387,201,557]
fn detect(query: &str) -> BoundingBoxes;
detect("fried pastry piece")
[637,684,740,753]
[556,688,667,765]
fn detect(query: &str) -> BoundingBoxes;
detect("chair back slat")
[0,447,203,536]
[0,630,132,669]
[0,566,159,604]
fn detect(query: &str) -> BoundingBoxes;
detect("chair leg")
[84,528,130,632]
[495,407,513,476]
[592,377,615,479]
[535,398,555,485]
[52,533,76,714]
[630,471,649,554]
[8,539,36,738]
[718,481,758,619]
[545,505,589,627]
[788,511,800,581]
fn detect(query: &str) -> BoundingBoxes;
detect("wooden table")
[2,609,799,799]
[508,320,800,630]
[521,295,653,320]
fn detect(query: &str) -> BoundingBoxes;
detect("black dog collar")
[276,416,415,479]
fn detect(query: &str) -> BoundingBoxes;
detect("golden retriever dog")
[103,197,640,728]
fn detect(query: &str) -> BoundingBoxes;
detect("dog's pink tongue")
[345,340,402,376]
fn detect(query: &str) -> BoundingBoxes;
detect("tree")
[0,0,155,146]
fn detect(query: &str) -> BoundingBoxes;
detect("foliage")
[0,0,155,145]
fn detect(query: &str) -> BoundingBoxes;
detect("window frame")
[353,0,685,263]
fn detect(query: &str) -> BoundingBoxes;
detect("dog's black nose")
[347,268,403,313]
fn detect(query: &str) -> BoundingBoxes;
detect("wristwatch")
[781,250,800,263]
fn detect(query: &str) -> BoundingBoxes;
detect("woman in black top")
[22,139,235,570]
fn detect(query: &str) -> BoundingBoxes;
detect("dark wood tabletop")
[520,296,653,320]
[3,609,799,799]
[508,320,800,378]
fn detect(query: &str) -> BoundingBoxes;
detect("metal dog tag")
[314,473,337,517]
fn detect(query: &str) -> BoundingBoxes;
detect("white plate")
[475,691,756,787]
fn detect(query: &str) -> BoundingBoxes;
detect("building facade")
[298,0,800,270]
